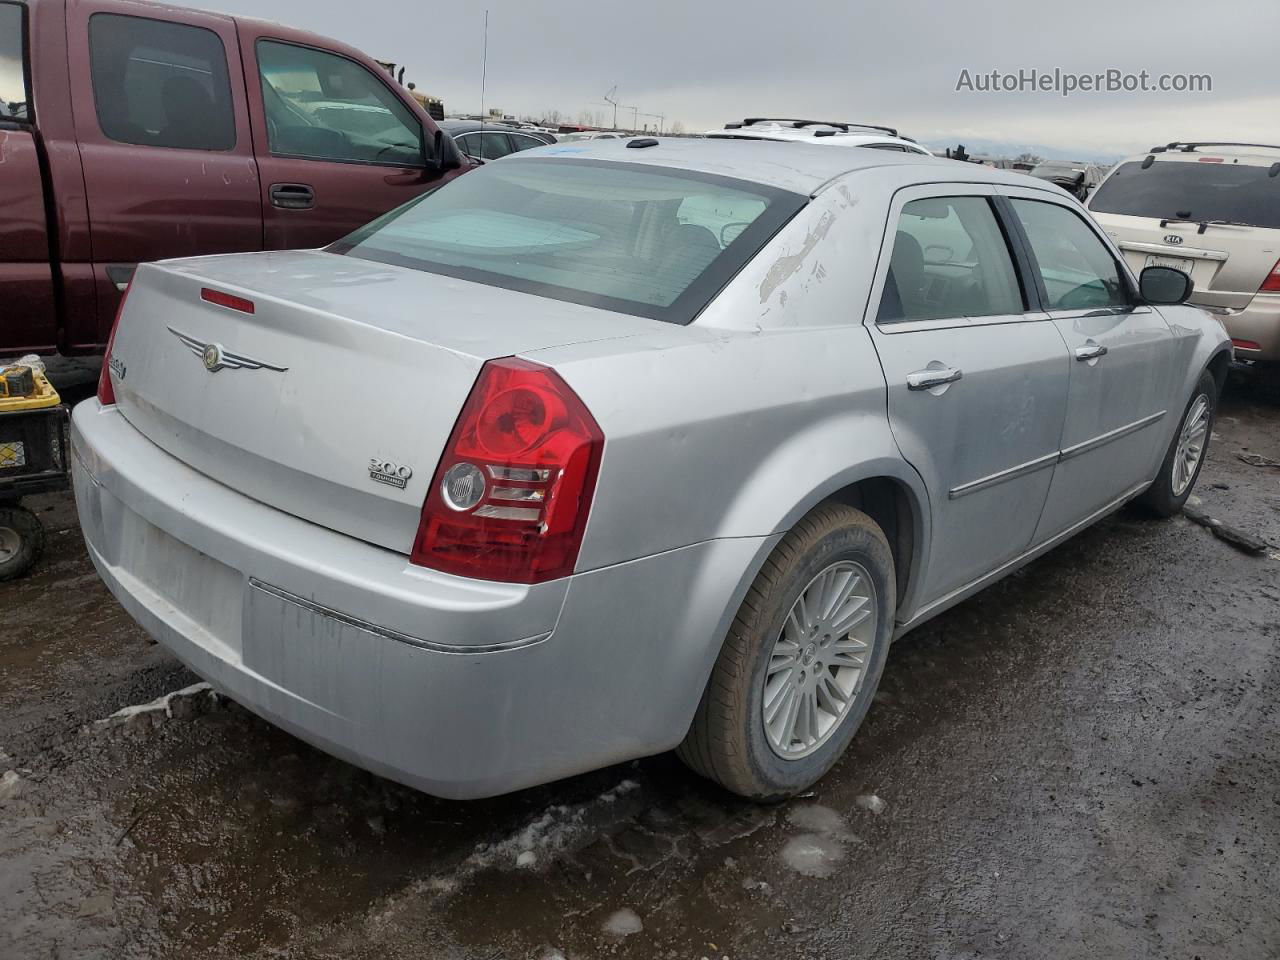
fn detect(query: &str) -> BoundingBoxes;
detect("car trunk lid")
[107,250,659,554]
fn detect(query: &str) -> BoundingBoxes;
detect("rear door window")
[88,13,235,150]
[1090,160,1280,230]
[257,40,425,167]
[877,196,1024,322]
[1011,199,1131,310]
[0,2,30,122]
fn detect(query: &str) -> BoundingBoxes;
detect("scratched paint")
[757,210,835,304]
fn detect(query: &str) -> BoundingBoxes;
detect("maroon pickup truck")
[0,0,468,355]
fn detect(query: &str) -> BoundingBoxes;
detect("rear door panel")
[0,125,56,353]
[0,1,56,353]
[865,185,1070,607]
[65,0,262,349]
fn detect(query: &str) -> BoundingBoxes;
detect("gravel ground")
[2,382,1277,960]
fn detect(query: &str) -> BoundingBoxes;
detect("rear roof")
[516,136,987,195]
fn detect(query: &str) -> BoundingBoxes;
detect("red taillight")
[1232,338,1262,352]
[1260,257,1280,293]
[411,358,604,583]
[201,287,255,314]
[97,281,132,405]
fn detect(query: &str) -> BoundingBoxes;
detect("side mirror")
[1140,265,1193,305]
[426,127,463,173]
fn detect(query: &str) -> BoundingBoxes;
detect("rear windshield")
[330,158,804,324]
[1090,159,1280,229]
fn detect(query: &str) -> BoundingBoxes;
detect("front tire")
[678,503,895,800]
[1139,369,1217,517]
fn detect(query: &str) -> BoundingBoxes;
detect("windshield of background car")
[1031,162,1085,180]
[1090,159,1280,229]
[330,158,806,324]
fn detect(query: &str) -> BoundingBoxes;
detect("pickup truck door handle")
[1074,342,1109,361]
[906,366,963,391]
[269,183,315,210]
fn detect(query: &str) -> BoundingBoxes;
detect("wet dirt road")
[2,385,1278,960]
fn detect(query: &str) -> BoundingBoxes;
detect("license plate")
[1145,255,1194,274]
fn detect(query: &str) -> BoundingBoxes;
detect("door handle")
[269,183,315,210]
[907,366,963,391]
[1074,342,1109,361]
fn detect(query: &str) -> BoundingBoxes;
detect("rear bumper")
[72,400,769,798]
[1195,293,1280,363]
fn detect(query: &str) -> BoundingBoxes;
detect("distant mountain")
[922,137,1127,164]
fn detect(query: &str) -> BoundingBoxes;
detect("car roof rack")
[1149,141,1280,154]
[726,118,900,138]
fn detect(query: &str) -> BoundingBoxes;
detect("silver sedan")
[73,139,1230,799]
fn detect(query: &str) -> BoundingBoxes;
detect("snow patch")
[406,778,641,899]
[855,793,886,815]
[602,907,643,937]
[96,682,214,724]
[786,803,846,835]
[780,833,844,878]
[0,770,23,802]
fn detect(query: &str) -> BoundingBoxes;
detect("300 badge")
[368,458,413,489]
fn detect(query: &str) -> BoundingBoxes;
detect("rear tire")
[0,504,45,581]
[1138,369,1217,517]
[678,503,895,800]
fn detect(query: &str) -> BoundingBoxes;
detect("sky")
[173,0,1279,160]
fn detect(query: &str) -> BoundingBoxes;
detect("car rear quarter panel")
[526,179,931,612]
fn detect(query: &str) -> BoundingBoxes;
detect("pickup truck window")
[257,41,426,168]
[88,14,235,150]
[0,3,30,122]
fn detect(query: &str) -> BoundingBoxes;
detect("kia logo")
[1164,234,1185,245]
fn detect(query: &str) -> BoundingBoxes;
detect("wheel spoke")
[779,687,802,748]
[767,652,797,679]
[765,680,796,727]
[819,569,856,623]
[831,599,872,636]
[816,674,847,715]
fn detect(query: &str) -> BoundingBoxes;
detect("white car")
[706,118,932,155]
[555,131,626,143]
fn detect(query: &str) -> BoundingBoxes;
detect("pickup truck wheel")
[0,505,45,581]
[1139,369,1217,518]
[678,503,895,800]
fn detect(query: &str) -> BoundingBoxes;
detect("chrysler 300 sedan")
[73,139,1230,800]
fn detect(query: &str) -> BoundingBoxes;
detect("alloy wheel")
[1173,394,1210,497]
[762,560,878,759]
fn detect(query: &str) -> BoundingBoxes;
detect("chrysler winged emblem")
[168,327,288,373]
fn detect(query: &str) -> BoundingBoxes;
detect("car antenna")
[479,10,489,136]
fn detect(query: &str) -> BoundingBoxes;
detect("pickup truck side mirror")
[428,128,463,173]
[1139,266,1193,305]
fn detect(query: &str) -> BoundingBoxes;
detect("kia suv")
[1088,142,1280,378]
